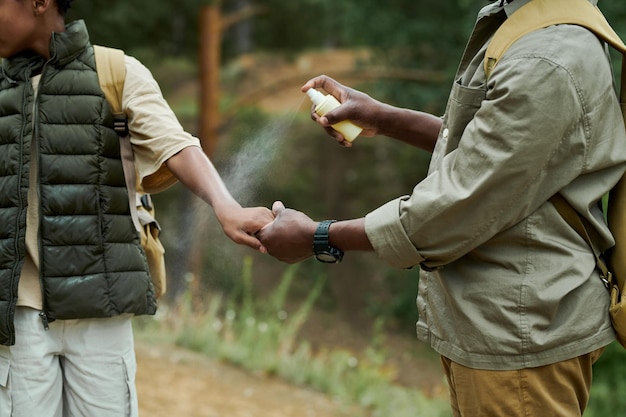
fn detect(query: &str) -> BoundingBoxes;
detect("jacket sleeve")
[365,51,590,269]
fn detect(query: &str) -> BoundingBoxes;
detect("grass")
[585,341,626,416]
[133,256,450,417]
[134,254,626,417]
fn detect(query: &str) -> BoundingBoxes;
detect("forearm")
[377,104,442,153]
[165,146,239,212]
[328,218,374,252]
[166,146,275,251]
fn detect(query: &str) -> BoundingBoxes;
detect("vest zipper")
[34,58,52,325]
[39,311,50,331]
[6,65,37,345]
[32,45,59,326]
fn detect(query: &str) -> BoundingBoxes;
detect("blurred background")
[67,1,626,416]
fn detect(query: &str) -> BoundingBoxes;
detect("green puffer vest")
[0,21,156,346]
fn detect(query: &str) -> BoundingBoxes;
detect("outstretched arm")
[166,146,274,252]
[302,75,442,151]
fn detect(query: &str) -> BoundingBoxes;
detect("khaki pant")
[0,307,138,417]
[441,348,604,417]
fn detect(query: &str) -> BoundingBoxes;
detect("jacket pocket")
[441,79,486,150]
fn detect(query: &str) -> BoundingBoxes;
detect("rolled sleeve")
[365,197,424,269]
[122,56,201,194]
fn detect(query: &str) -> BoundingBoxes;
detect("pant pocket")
[122,349,139,417]
[0,354,12,417]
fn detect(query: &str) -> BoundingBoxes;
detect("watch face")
[315,251,340,263]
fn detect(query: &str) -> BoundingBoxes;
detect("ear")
[32,0,53,16]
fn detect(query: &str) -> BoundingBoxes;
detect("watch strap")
[313,220,336,250]
[313,220,344,263]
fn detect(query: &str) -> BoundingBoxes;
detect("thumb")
[272,201,286,217]
[322,105,350,126]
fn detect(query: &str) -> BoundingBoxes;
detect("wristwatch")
[313,220,344,263]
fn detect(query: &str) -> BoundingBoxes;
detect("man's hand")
[256,201,318,263]
[302,75,385,147]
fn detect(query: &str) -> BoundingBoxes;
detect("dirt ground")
[135,340,358,417]
[134,318,447,417]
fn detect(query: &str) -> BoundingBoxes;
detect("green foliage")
[586,342,626,416]
[170,257,327,372]
[135,257,450,417]
[68,0,626,69]
[68,0,206,56]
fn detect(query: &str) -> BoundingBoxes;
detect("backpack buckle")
[113,114,129,137]
[140,194,153,211]
[601,271,612,290]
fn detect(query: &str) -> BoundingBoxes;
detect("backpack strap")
[93,45,129,135]
[93,45,141,233]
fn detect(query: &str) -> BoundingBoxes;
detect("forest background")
[66,1,626,416]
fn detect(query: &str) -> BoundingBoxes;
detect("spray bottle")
[305,89,363,142]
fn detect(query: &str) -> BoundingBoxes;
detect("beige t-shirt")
[17,55,201,309]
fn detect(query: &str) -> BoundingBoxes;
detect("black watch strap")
[313,220,344,263]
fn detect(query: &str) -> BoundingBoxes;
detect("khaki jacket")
[365,0,626,370]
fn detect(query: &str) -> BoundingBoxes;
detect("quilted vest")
[0,21,156,346]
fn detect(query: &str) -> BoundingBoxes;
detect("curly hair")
[56,0,73,16]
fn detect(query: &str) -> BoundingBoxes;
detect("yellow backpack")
[93,45,167,298]
[485,0,626,347]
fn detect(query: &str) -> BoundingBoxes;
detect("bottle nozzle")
[306,88,326,106]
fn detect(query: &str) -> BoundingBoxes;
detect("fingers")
[303,78,352,130]
[302,75,344,96]
[305,82,353,148]
[338,138,352,148]
[235,232,268,253]
[272,200,286,217]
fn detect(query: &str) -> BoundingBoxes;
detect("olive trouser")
[441,348,604,417]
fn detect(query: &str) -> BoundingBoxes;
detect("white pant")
[0,307,138,417]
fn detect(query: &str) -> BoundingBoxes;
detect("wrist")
[373,102,398,137]
[213,200,242,222]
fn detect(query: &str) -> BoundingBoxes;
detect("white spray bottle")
[305,89,363,142]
